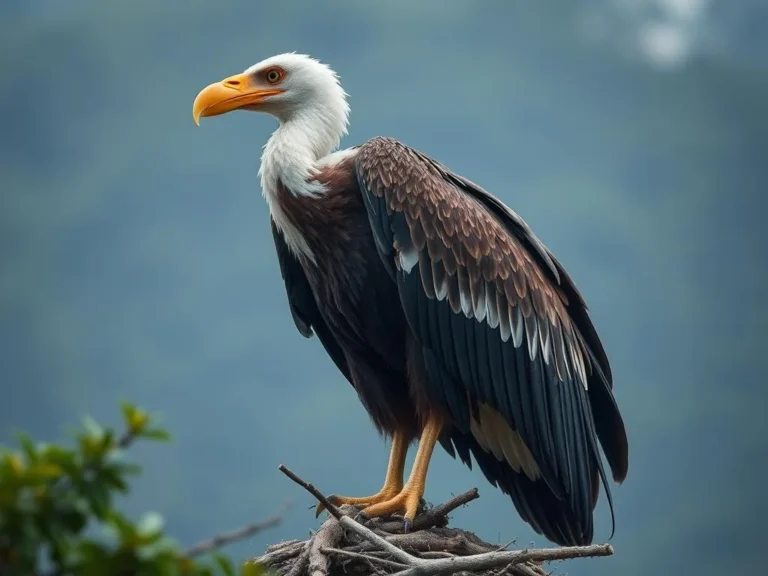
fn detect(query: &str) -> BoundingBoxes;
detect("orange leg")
[358,413,443,531]
[315,430,408,517]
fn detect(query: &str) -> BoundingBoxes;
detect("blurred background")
[1,1,766,575]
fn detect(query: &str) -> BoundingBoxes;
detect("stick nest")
[248,466,613,576]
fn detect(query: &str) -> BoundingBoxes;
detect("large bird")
[192,53,628,546]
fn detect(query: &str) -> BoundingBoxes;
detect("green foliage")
[0,403,266,576]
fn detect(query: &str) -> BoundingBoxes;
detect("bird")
[192,53,629,547]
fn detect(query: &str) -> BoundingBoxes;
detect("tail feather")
[444,431,598,546]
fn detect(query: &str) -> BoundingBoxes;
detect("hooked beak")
[192,73,284,125]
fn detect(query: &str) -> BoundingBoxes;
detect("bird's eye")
[265,68,284,84]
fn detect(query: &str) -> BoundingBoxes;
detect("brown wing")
[354,137,628,546]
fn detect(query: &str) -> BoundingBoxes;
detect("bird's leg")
[315,430,408,517]
[358,413,443,531]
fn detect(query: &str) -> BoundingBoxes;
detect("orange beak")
[192,73,284,125]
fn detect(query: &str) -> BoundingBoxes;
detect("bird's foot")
[356,482,425,531]
[314,485,402,518]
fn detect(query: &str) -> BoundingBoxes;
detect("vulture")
[192,53,629,546]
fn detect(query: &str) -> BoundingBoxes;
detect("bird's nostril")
[224,79,241,88]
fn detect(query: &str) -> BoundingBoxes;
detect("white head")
[192,53,352,259]
[192,53,350,160]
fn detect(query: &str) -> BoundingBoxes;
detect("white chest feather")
[260,141,359,263]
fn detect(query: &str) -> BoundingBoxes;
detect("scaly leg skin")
[315,430,408,517]
[358,414,443,532]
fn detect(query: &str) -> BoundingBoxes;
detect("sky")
[1,1,767,575]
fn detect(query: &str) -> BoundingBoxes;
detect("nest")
[248,466,613,576]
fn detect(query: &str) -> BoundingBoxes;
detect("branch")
[320,548,408,570]
[116,428,138,449]
[339,515,414,566]
[279,464,343,520]
[376,488,479,533]
[308,517,343,576]
[185,505,290,558]
[253,464,616,576]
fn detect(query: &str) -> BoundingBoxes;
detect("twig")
[286,543,311,576]
[279,464,343,520]
[416,552,454,559]
[266,539,303,553]
[419,489,479,523]
[377,489,479,533]
[341,513,612,575]
[116,428,137,449]
[308,516,344,576]
[186,505,289,558]
[390,544,613,576]
[373,529,495,557]
[338,516,415,566]
[258,540,307,566]
[321,548,409,570]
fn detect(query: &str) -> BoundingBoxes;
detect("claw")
[315,495,339,518]
[403,518,413,534]
[314,488,402,519]
[358,483,423,523]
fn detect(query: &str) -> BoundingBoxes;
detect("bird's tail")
[440,431,601,546]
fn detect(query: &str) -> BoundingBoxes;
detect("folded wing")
[354,137,628,545]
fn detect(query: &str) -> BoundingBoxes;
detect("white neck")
[259,115,330,200]
[259,100,350,261]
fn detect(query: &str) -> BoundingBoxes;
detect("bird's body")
[193,53,629,547]
[270,152,418,438]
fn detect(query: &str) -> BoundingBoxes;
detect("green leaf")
[100,429,116,452]
[139,428,172,442]
[2,451,25,478]
[120,403,150,434]
[58,503,90,533]
[98,466,129,492]
[111,462,142,476]
[40,444,78,473]
[82,483,112,518]
[108,510,137,541]
[14,432,38,464]
[26,463,63,482]
[241,561,266,576]
[120,401,137,423]
[213,552,236,576]
[82,416,104,439]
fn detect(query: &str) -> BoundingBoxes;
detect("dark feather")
[271,220,352,383]
[354,136,629,546]
[272,171,418,438]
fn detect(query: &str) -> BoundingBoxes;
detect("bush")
[0,402,267,576]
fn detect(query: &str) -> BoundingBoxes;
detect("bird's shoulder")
[354,137,554,286]
[354,137,603,380]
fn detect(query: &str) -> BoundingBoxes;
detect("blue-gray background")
[2,1,766,575]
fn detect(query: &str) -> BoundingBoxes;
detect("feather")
[354,136,627,546]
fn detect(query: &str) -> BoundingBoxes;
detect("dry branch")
[249,465,614,576]
[185,505,289,558]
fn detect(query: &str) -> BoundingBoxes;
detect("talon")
[356,510,368,522]
[403,518,412,534]
[314,495,336,518]
[359,484,422,521]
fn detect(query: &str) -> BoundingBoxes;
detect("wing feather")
[271,220,352,383]
[355,137,628,546]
